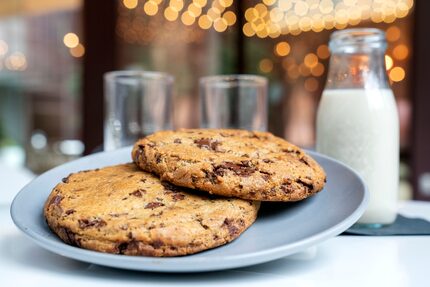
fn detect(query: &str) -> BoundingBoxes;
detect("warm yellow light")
[304,77,319,92]
[294,1,309,16]
[188,3,202,17]
[193,0,207,8]
[251,18,265,32]
[317,44,330,59]
[223,11,237,26]
[275,41,290,57]
[344,0,357,6]
[278,0,292,11]
[393,44,409,60]
[181,11,196,25]
[245,8,258,21]
[5,52,27,71]
[198,15,212,29]
[70,43,85,58]
[385,55,393,70]
[256,28,269,38]
[299,17,312,31]
[170,0,184,12]
[207,7,221,20]
[304,53,318,68]
[144,1,158,16]
[396,3,410,18]
[259,58,273,73]
[214,18,228,32]
[0,40,8,56]
[255,3,268,17]
[164,7,179,21]
[270,7,283,22]
[219,0,233,8]
[63,33,79,48]
[319,0,333,14]
[311,62,325,77]
[389,66,405,82]
[123,0,138,9]
[386,26,401,42]
[263,0,276,6]
[243,23,255,37]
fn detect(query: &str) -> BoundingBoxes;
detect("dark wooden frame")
[411,0,430,200]
[82,0,117,154]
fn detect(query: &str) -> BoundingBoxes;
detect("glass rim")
[329,28,386,52]
[200,74,268,86]
[104,70,174,83]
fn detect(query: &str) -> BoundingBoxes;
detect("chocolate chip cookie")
[132,129,326,201]
[44,164,259,256]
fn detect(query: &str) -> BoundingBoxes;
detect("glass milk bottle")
[316,28,399,227]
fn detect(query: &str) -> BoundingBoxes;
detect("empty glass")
[199,75,268,131]
[104,71,173,151]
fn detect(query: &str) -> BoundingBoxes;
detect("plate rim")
[10,148,368,272]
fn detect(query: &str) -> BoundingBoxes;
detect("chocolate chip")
[49,195,63,206]
[161,181,180,192]
[196,217,209,230]
[214,161,257,177]
[194,138,221,151]
[134,145,146,163]
[117,242,129,254]
[280,184,294,194]
[260,170,272,181]
[59,227,80,246]
[145,202,165,209]
[129,189,145,197]
[262,158,274,163]
[299,157,310,167]
[78,218,107,229]
[222,218,240,237]
[62,177,69,183]
[152,239,164,249]
[174,138,182,144]
[155,153,162,164]
[172,193,185,201]
[297,178,314,191]
[204,169,219,184]
[65,209,75,215]
[282,148,301,155]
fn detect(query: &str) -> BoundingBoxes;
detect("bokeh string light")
[243,0,413,38]
[121,0,413,36]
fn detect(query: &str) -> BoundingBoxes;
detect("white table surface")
[1,168,430,287]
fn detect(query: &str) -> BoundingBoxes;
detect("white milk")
[316,89,399,225]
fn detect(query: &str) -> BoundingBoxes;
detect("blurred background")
[0,0,429,200]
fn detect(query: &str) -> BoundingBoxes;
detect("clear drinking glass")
[104,71,173,151]
[199,75,268,131]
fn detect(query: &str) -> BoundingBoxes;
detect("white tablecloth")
[1,166,429,287]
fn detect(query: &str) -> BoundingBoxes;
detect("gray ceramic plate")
[11,147,368,273]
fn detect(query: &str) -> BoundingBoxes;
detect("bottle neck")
[325,50,389,90]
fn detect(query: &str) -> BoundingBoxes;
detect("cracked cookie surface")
[132,129,326,201]
[44,163,259,256]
